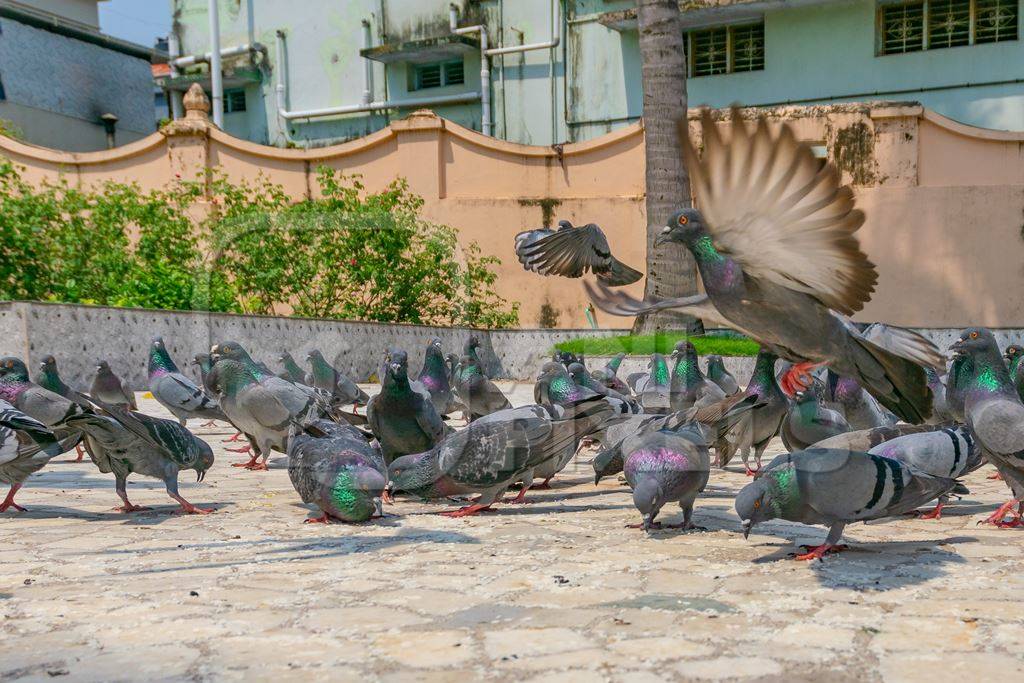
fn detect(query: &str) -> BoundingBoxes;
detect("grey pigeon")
[278,351,308,384]
[639,354,671,414]
[924,366,956,425]
[868,425,982,519]
[208,341,327,470]
[781,384,850,451]
[148,337,228,426]
[416,338,459,417]
[388,397,612,516]
[670,340,726,411]
[193,353,216,393]
[621,422,712,531]
[824,370,896,430]
[725,348,788,474]
[453,354,512,422]
[90,360,137,410]
[463,336,494,379]
[0,357,92,428]
[36,355,90,461]
[567,362,639,414]
[586,109,940,424]
[813,423,946,452]
[944,352,973,423]
[737,448,957,560]
[286,418,386,523]
[590,352,631,395]
[307,349,369,407]
[1004,344,1024,403]
[0,400,76,512]
[949,328,1024,527]
[367,349,450,465]
[514,219,642,286]
[705,355,740,396]
[64,397,215,514]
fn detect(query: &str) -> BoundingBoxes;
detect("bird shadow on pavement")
[3,501,233,525]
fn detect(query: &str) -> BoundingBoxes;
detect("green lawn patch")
[555,333,759,357]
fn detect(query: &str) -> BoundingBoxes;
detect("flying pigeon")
[949,328,1024,527]
[585,109,937,424]
[737,448,958,560]
[388,397,612,516]
[306,349,369,407]
[781,384,851,451]
[670,340,726,411]
[515,220,642,286]
[0,400,77,512]
[286,418,386,523]
[90,360,137,410]
[868,425,982,519]
[148,337,228,426]
[705,355,740,396]
[723,348,788,475]
[367,349,450,465]
[416,338,460,417]
[453,354,512,422]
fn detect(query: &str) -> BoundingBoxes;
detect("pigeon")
[705,355,740,396]
[567,362,639,414]
[207,341,326,470]
[944,352,973,423]
[306,349,370,407]
[590,352,631,396]
[64,398,215,514]
[670,340,726,411]
[737,448,958,560]
[726,348,788,474]
[585,109,939,424]
[514,219,642,286]
[35,355,90,461]
[0,400,76,512]
[812,423,946,452]
[278,351,309,384]
[453,354,512,422]
[949,328,1024,527]
[388,397,613,516]
[90,360,137,410]
[781,384,851,451]
[0,357,92,428]
[824,370,895,430]
[445,353,460,386]
[193,353,215,392]
[868,425,982,519]
[536,361,632,423]
[148,337,228,426]
[553,349,583,368]
[621,421,712,531]
[416,338,459,417]
[367,349,450,465]
[1003,345,1024,402]
[924,366,957,425]
[639,353,671,414]
[286,418,386,523]
[463,336,494,379]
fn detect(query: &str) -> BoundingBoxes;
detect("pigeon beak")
[390,363,401,372]
[653,230,671,248]
[948,339,965,353]
[197,470,206,483]
[373,497,383,518]
[594,473,602,486]
[741,520,752,539]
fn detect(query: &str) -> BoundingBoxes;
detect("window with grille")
[879,0,1018,54]
[224,89,246,113]
[412,60,465,91]
[684,21,765,78]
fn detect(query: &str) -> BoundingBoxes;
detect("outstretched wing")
[583,280,736,330]
[517,223,641,286]
[687,108,877,315]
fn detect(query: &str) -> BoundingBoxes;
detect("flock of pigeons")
[1,109,1023,561]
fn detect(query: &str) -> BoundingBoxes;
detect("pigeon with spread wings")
[585,109,937,424]
[515,220,642,286]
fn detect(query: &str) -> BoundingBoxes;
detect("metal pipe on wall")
[361,20,373,105]
[449,4,491,136]
[207,0,224,127]
[246,0,256,45]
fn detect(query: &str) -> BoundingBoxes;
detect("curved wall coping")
[920,109,1024,142]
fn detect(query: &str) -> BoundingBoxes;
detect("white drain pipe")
[485,0,560,56]
[274,31,480,126]
[361,19,373,105]
[207,0,223,127]
[449,4,491,136]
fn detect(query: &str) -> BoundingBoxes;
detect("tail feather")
[853,336,933,424]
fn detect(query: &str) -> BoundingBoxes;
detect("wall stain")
[833,122,876,186]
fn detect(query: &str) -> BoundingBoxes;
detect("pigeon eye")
[969,331,979,339]
[677,215,689,226]
[753,500,761,509]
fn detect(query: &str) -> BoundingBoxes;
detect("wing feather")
[687,108,877,315]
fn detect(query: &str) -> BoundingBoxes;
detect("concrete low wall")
[0,301,626,390]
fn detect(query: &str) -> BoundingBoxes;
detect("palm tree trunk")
[631,0,703,336]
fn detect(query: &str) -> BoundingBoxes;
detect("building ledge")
[360,35,479,65]
[600,0,835,31]
[158,67,262,92]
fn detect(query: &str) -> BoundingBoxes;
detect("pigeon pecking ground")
[1,389,1023,682]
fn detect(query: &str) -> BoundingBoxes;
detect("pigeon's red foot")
[304,514,331,524]
[231,453,260,469]
[112,504,150,513]
[995,518,1024,528]
[780,361,827,397]
[503,488,533,504]
[438,504,493,517]
[979,499,1022,526]
[226,444,252,454]
[201,420,218,428]
[532,479,553,490]
[988,472,1004,481]
[0,485,25,512]
[223,432,244,443]
[627,521,662,529]
[72,444,86,462]
[744,465,759,477]
[794,543,848,561]
[174,499,214,515]
[914,503,944,520]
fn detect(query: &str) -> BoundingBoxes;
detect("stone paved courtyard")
[2,387,1024,682]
